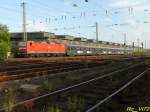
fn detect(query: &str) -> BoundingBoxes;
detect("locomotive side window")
[30,43,32,46]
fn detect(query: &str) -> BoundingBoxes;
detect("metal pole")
[137,38,140,54]
[149,41,150,49]
[145,40,146,49]
[96,22,99,43]
[124,33,127,54]
[132,42,134,56]
[21,2,27,41]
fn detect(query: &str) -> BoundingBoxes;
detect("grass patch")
[3,88,15,112]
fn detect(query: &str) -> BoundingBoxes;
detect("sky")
[0,0,150,48]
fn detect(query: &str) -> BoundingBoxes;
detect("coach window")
[72,47,75,50]
[96,48,98,52]
[93,48,95,51]
[76,47,79,50]
[70,47,72,51]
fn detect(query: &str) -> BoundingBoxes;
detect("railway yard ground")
[0,55,149,112]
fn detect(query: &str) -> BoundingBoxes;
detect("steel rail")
[0,66,91,85]
[0,61,80,71]
[0,63,142,112]
[0,62,73,72]
[0,61,134,89]
[0,65,84,82]
[86,68,150,112]
[0,56,138,71]
[0,62,55,69]
[0,63,80,75]
[0,60,127,85]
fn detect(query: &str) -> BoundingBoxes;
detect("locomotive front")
[15,41,28,57]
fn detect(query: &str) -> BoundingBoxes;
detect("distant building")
[55,35,74,41]
[10,31,131,49]
[11,32,55,42]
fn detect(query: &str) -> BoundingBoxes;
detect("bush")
[0,24,11,60]
[3,88,15,112]
[0,42,10,60]
[0,51,6,60]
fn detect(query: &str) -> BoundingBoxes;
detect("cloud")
[101,17,113,23]
[126,22,150,43]
[109,0,147,8]
[27,20,48,31]
[124,18,137,27]
[64,0,72,6]
[134,4,150,11]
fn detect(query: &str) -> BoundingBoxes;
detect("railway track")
[0,60,135,97]
[0,59,149,112]
[0,61,108,82]
[0,61,83,71]
[4,55,136,63]
[85,69,150,112]
[0,56,142,75]
[35,63,148,112]
[94,69,150,112]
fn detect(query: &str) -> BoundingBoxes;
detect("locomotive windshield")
[18,42,26,46]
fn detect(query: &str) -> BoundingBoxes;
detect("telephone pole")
[21,2,27,41]
[96,22,99,42]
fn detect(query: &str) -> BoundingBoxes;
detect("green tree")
[0,24,11,59]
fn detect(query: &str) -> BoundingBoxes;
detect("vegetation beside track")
[0,24,11,60]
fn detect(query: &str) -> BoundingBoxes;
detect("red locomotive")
[16,41,66,57]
